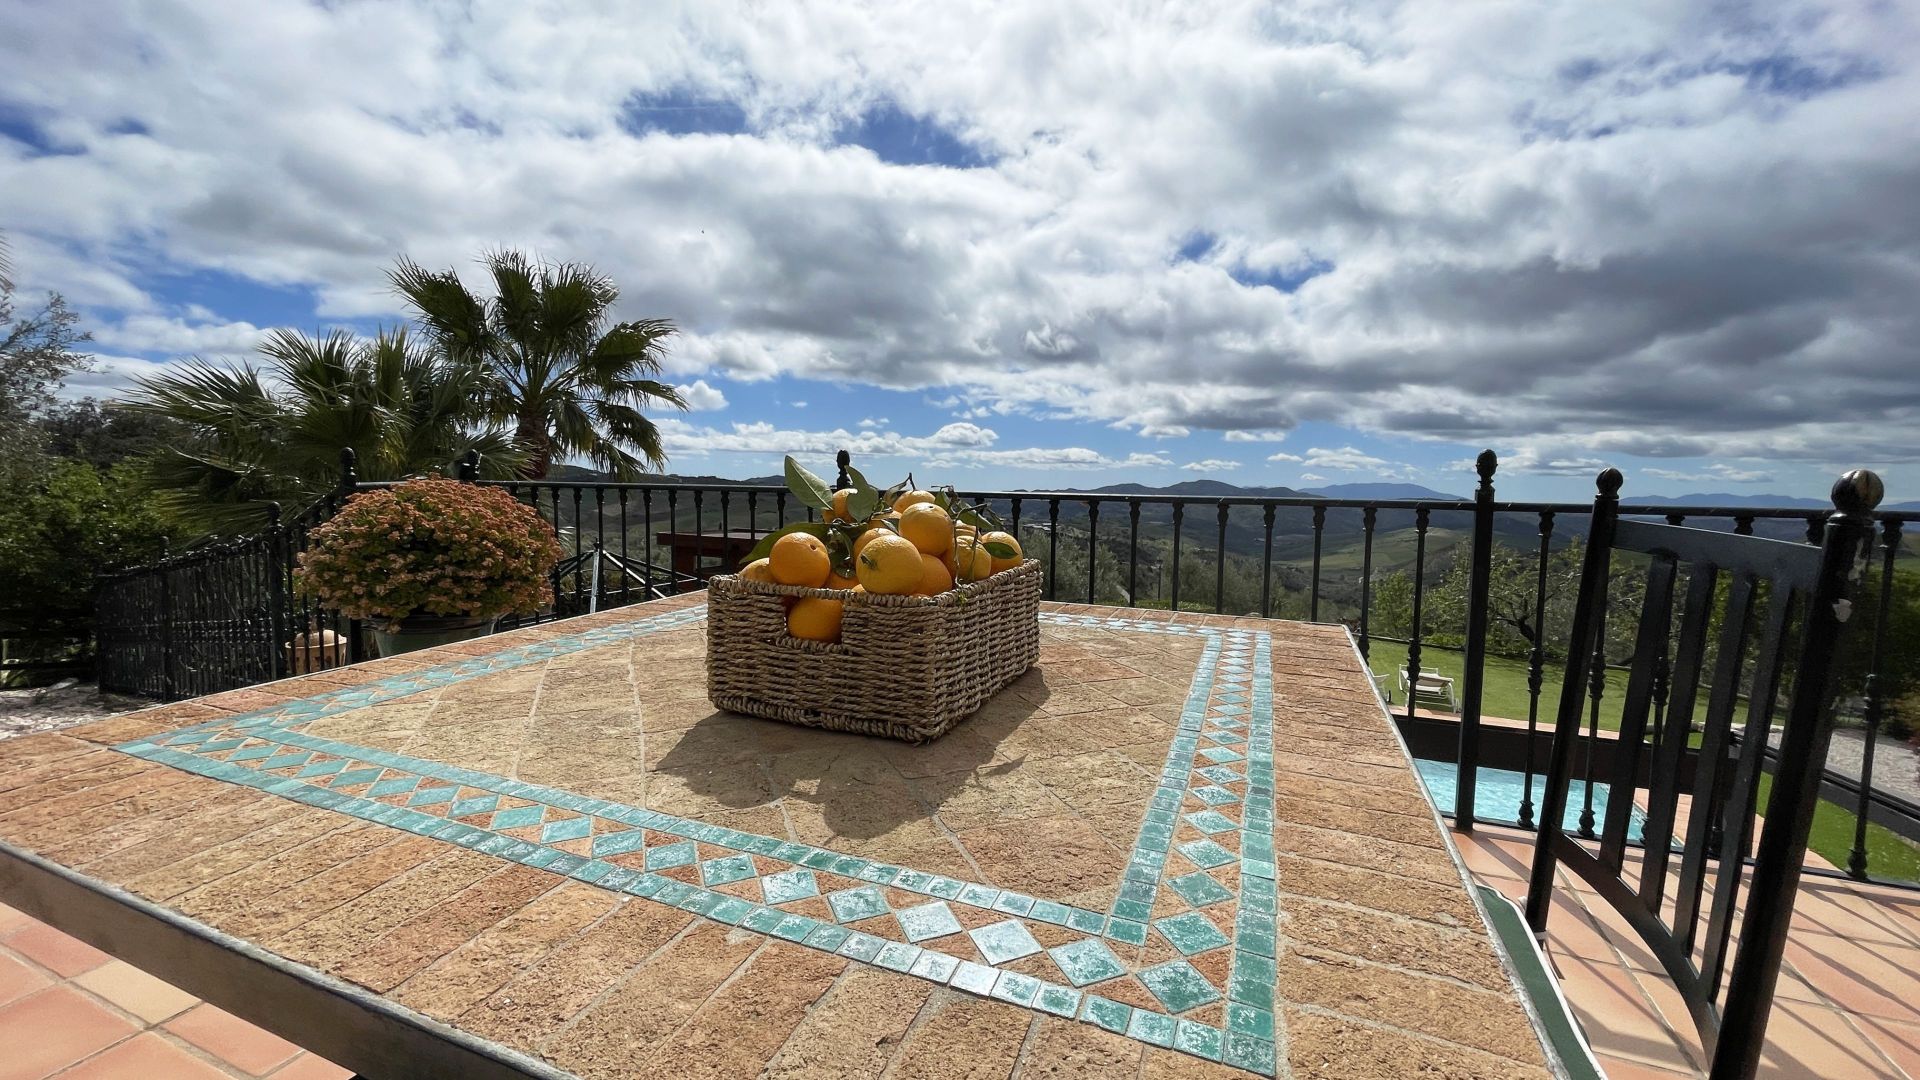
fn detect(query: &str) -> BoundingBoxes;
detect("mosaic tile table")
[0,596,1561,1080]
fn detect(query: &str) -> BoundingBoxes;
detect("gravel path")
[1822,727,1920,803]
[0,682,149,741]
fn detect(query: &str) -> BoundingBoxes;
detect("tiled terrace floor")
[0,898,349,1079]
[0,596,1553,1079]
[1461,825,1920,1078]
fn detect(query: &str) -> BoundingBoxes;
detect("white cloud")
[857,416,887,428]
[5,0,1919,465]
[1266,451,1303,463]
[1224,430,1291,443]
[1301,447,1388,471]
[657,418,1166,471]
[677,379,728,411]
[1183,459,1241,472]
[1643,464,1777,485]
[1299,473,1327,482]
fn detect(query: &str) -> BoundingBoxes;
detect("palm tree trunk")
[516,414,551,479]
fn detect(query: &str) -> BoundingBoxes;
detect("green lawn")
[1373,644,1920,883]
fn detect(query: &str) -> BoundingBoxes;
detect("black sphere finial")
[1475,449,1498,485]
[834,449,852,491]
[1832,469,1884,516]
[1596,467,1624,497]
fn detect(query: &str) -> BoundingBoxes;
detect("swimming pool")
[1413,758,1648,843]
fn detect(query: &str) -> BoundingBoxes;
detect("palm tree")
[389,249,686,479]
[122,327,523,531]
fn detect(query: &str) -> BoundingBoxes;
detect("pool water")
[1414,758,1648,843]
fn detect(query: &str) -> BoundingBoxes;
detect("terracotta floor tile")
[55,1032,235,1079]
[1853,1013,1920,1079]
[3,923,111,978]
[1785,935,1920,1026]
[165,1004,302,1076]
[265,1052,355,1080]
[72,960,199,1023]
[0,902,30,935]
[1548,950,1697,1071]
[0,952,50,1008]
[0,985,138,1080]
[1756,1003,1904,1080]
[1594,1053,1696,1079]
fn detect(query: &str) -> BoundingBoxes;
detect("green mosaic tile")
[874,941,921,972]
[803,923,851,951]
[1189,785,1238,806]
[990,970,1041,1007]
[1066,908,1107,934]
[836,931,886,962]
[1140,960,1220,1013]
[368,775,421,798]
[1195,765,1244,785]
[950,960,999,996]
[700,853,756,887]
[1035,984,1082,1018]
[1222,1031,1276,1074]
[990,891,1035,916]
[296,758,348,779]
[1126,1008,1177,1048]
[1108,918,1148,946]
[895,901,963,943]
[540,816,593,844]
[741,906,786,933]
[1082,995,1132,1034]
[771,914,818,942]
[958,883,999,909]
[1028,899,1070,925]
[909,950,959,983]
[1154,911,1230,955]
[710,896,755,925]
[1174,1020,1224,1061]
[591,830,646,858]
[1167,872,1233,908]
[761,869,819,905]
[1197,746,1243,764]
[1226,1002,1274,1041]
[1184,810,1238,834]
[449,794,499,817]
[646,841,697,870]
[826,885,890,923]
[969,919,1041,965]
[1175,838,1234,869]
[1047,938,1125,987]
[262,751,312,770]
[332,766,385,788]
[489,804,545,831]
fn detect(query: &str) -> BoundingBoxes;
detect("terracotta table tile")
[0,986,138,1080]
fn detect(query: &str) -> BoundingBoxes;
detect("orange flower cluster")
[297,476,563,626]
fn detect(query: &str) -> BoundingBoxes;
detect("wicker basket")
[706,559,1042,742]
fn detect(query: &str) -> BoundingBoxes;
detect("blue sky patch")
[619,91,751,138]
[836,103,991,167]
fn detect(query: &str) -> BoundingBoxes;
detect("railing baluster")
[1215,501,1229,615]
[1806,512,1824,544]
[1735,514,1755,536]
[1047,498,1060,601]
[1849,519,1904,879]
[1010,497,1022,535]
[1260,505,1275,619]
[1579,609,1607,839]
[1456,450,1498,832]
[1403,507,1430,722]
[1170,503,1185,612]
[1358,507,1376,660]
[747,492,758,538]
[776,490,787,527]
[618,489,631,605]
[1086,500,1099,604]
[1309,504,1326,621]
[643,489,656,599]
[1518,510,1555,831]
[665,490,679,596]
[1127,500,1141,607]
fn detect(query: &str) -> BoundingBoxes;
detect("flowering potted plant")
[298,476,563,656]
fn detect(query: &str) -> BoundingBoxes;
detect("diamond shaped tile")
[540,816,593,844]
[969,919,1042,965]
[1195,765,1244,785]
[1139,960,1221,1013]
[489,804,546,831]
[1184,810,1238,834]
[1168,872,1233,908]
[408,784,458,807]
[591,830,646,857]
[1189,785,1239,806]
[449,793,500,817]
[332,766,385,789]
[645,840,697,870]
[298,759,348,780]
[1198,746,1244,764]
[826,885,890,923]
[1176,839,1235,869]
[701,853,756,887]
[1047,938,1126,987]
[762,869,820,905]
[368,775,421,798]
[1154,911,1230,955]
[896,901,963,943]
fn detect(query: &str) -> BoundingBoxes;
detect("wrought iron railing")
[92,450,1918,885]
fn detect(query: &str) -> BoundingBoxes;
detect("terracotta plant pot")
[371,615,498,657]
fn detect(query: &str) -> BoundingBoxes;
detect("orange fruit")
[947,537,992,582]
[853,524,890,559]
[892,489,935,513]
[917,552,954,595]
[828,488,857,524]
[769,533,831,587]
[786,596,843,641]
[739,557,776,583]
[827,568,858,590]
[898,503,953,556]
[855,532,924,595]
[979,531,1023,574]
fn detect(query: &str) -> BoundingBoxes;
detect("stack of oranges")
[738,487,1024,643]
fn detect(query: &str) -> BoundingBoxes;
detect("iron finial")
[1475,449,1498,484]
[1596,467,1624,497]
[1832,469,1884,516]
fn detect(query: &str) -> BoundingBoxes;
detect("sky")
[3,0,1918,502]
